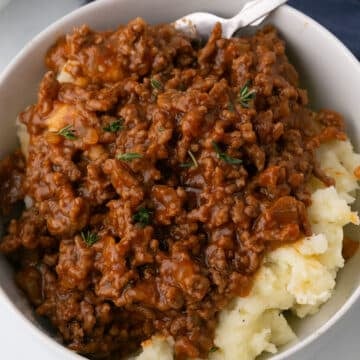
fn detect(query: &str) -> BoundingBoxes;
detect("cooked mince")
[0,18,347,359]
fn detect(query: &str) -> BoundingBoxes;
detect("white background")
[0,1,359,359]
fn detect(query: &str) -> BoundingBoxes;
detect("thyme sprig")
[150,78,163,101]
[212,141,242,165]
[150,78,163,91]
[57,125,77,140]
[81,230,99,246]
[133,208,153,227]
[116,152,143,162]
[209,346,219,353]
[103,119,124,133]
[180,150,199,169]
[237,81,256,108]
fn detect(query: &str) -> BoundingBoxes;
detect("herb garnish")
[237,81,256,108]
[209,346,219,353]
[180,150,198,168]
[103,119,124,133]
[133,207,153,227]
[81,230,99,246]
[179,163,192,168]
[150,78,163,101]
[57,125,77,140]
[116,152,143,162]
[150,78,163,91]
[212,141,242,165]
[228,101,235,112]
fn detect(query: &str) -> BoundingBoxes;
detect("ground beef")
[0,18,346,359]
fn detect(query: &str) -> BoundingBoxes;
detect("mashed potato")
[132,140,360,360]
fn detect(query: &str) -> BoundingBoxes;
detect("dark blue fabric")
[289,0,360,59]
[84,0,360,59]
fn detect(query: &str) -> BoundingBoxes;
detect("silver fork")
[173,0,288,39]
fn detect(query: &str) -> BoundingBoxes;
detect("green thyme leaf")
[133,207,153,227]
[103,119,124,133]
[116,152,143,162]
[212,141,242,165]
[180,150,198,169]
[209,346,219,353]
[57,125,77,140]
[237,80,256,108]
[188,150,198,167]
[150,78,163,102]
[220,153,243,165]
[179,162,192,168]
[228,101,235,112]
[81,230,99,246]
[150,78,163,91]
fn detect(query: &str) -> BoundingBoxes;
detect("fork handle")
[222,0,288,38]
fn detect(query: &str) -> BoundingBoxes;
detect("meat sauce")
[342,237,359,261]
[0,18,349,359]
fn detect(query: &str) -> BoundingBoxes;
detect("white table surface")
[0,1,359,359]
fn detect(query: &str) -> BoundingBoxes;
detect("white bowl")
[0,1,359,359]
[0,0,11,11]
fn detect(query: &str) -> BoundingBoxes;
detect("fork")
[173,0,288,39]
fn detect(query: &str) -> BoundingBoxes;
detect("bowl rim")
[0,1,359,359]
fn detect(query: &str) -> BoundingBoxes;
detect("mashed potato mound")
[133,140,360,360]
[130,337,175,360]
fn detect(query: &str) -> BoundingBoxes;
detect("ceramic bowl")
[0,1,359,359]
